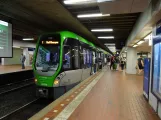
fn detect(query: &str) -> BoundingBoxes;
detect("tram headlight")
[54,79,59,85]
[35,79,37,83]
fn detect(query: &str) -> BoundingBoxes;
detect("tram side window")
[86,49,89,65]
[89,50,92,66]
[63,46,71,69]
[79,46,84,69]
[83,48,87,68]
[93,51,96,64]
[73,46,80,69]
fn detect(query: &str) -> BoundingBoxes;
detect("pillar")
[126,47,137,74]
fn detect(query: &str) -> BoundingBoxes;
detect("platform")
[30,69,160,120]
[0,65,32,75]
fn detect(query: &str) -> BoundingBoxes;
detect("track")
[0,78,34,95]
[1,98,53,120]
[0,98,39,120]
[0,79,52,120]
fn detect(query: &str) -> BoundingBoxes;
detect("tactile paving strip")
[41,72,102,120]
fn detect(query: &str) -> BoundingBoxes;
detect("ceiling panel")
[98,0,149,14]
[0,0,149,53]
[132,0,149,13]
[60,0,145,50]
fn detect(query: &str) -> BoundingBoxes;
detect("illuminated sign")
[42,41,59,45]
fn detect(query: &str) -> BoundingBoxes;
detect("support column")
[126,47,137,74]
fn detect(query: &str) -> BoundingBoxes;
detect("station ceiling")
[0,0,149,53]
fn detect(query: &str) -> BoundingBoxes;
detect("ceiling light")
[97,0,115,2]
[144,34,151,40]
[137,41,144,45]
[64,0,114,5]
[77,13,110,18]
[64,0,95,5]
[91,29,113,32]
[13,46,20,48]
[98,36,114,39]
[133,45,138,47]
[104,43,115,45]
[23,38,34,41]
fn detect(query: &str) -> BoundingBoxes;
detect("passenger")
[115,56,120,70]
[20,53,26,69]
[137,55,144,75]
[98,58,102,69]
[120,58,125,71]
[107,56,111,69]
[110,56,115,70]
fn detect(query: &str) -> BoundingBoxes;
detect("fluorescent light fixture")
[64,0,95,5]
[91,28,113,32]
[104,43,115,45]
[98,36,114,39]
[97,0,114,2]
[137,41,144,45]
[77,13,110,18]
[23,38,34,41]
[13,46,20,48]
[144,34,151,40]
[64,0,114,5]
[133,45,138,47]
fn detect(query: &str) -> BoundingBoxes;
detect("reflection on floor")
[0,65,32,74]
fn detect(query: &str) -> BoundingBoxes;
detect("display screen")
[41,41,59,45]
[0,20,12,57]
[152,41,161,98]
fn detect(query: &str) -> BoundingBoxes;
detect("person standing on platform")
[120,58,125,71]
[107,56,111,69]
[110,56,115,70]
[20,53,26,69]
[115,56,120,70]
[137,55,144,74]
[98,57,102,70]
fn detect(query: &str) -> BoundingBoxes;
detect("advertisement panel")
[143,58,150,99]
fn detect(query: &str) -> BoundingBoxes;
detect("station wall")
[2,48,23,65]
[1,40,36,66]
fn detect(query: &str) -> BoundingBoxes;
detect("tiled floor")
[68,70,160,120]
[0,65,32,74]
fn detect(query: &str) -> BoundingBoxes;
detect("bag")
[113,63,117,70]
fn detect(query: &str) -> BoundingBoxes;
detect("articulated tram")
[33,31,108,99]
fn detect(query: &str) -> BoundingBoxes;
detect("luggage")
[113,63,117,70]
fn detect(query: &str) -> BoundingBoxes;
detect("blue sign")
[143,58,150,99]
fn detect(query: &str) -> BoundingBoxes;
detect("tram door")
[61,38,82,85]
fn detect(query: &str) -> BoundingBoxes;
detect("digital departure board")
[0,20,12,57]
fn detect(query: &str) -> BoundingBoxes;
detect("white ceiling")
[98,0,149,14]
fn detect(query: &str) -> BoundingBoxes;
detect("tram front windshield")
[35,35,60,73]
